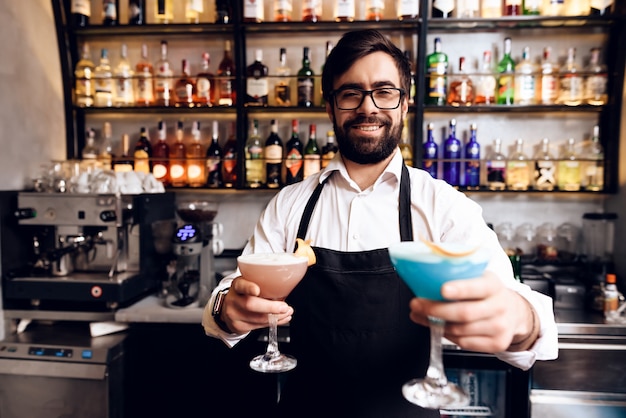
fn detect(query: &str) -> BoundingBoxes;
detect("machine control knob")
[99,210,117,223]
[14,208,36,220]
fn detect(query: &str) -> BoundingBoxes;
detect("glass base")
[249,353,297,373]
[402,378,470,410]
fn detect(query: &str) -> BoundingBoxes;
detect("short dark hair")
[321,29,412,105]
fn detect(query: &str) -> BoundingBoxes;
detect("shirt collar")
[318,148,404,189]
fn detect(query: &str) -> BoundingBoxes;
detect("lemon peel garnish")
[295,238,316,266]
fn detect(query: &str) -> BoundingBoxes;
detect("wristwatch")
[212,288,231,333]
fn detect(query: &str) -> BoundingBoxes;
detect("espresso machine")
[1,191,175,311]
[165,201,223,309]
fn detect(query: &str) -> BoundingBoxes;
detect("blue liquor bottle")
[464,123,480,189]
[443,119,461,186]
[423,122,438,178]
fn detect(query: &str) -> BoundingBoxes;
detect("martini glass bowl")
[388,240,490,409]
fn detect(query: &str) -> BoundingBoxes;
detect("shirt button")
[352,234,360,240]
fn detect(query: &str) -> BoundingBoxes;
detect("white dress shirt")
[202,149,559,371]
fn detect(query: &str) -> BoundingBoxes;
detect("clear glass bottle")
[155,40,173,107]
[114,133,134,173]
[206,120,223,188]
[133,126,153,174]
[514,46,537,105]
[423,122,438,178]
[74,42,95,107]
[274,0,293,21]
[537,46,559,105]
[152,120,170,185]
[533,137,557,191]
[604,273,619,320]
[582,125,604,191]
[506,138,531,190]
[304,123,321,179]
[457,0,479,18]
[335,0,356,21]
[217,40,236,106]
[496,37,515,105]
[196,52,215,107]
[82,128,99,160]
[135,43,154,107]
[94,48,114,107]
[425,37,448,106]
[366,0,385,21]
[297,47,315,107]
[485,138,506,191]
[264,119,283,188]
[557,137,581,191]
[464,123,480,190]
[475,51,496,105]
[113,43,134,107]
[447,56,474,106]
[98,121,114,170]
[245,119,264,188]
[243,0,265,22]
[274,47,292,106]
[399,118,413,167]
[169,120,187,187]
[174,59,197,107]
[443,118,461,187]
[187,121,206,187]
[557,47,583,106]
[246,49,269,107]
[584,47,608,106]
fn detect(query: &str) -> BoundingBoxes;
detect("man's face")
[326,51,408,165]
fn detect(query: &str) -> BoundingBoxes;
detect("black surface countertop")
[555,308,626,337]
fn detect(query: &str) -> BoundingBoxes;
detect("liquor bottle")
[297,47,315,108]
[243,0,265,22]
[71,0,91,27]
[174,59,197,107]
[274,0,293,21]
[443,119,461,187]
[245,119,264,188]
[155,41,174,107]
[557,137,581,191]
[481,0,502,17]
[246,49,269,106]
[215,0,232,23]
[335,0,356,21]
[475,51,496,105]
[506,138,531,190]
[102,0,119,25]
[485,138,506,191]
[74,42,95,107]
[264,119,284,188]
[423,122,438,178]
[113,43,134,107]
[135,44,154,107]
[94,48,114,107]
[155,0,174,23]
[542,0,566,16]
[565,0,591,16]
[456,0,479,18]
[114,134,134,173]
[397,0,420,19]
[128,0,145,24]
[82,128,99,160]
[523,0,541,14]
[404,50,416,105]
[425,37,448,106]
[274,48,292,106]
[590,0,613,15]
[196,52,215,107]
[603,273,619,320]
[514,46,537,105]
[464,123,480,190]
[185,0,204,23]
[304,124,321,179]
[187,121,206,187]
[399,118,413,167]
[432,0,455,17]
[152,120,170,185]
[321,130,338,169]
[285,119,304,184]
[447,56,474,106]
[217,40,236,106]
[537,46,559,105]
[366,0,385,20]
[169,120,187,187]
[583,125,604,191]
[504,0,522,15]
[533,137,557,191]
[99,121,114,170]
[557,47,583,106]
[584,47,608,106]
[496,37,515,105]
[206,120,223,188]
[222,121,238,188]
[302,0,323,22]
[134,127,153,174]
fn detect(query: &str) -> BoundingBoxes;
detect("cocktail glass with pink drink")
[237,252,309,373]
[388,240,490,409]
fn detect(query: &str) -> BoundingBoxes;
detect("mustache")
[346,116,390,126]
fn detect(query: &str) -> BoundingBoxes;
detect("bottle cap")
[607,274,616,284]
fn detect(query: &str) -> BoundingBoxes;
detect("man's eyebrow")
[334,81,399,90]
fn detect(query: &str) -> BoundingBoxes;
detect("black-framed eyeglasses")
[330,87,405,110]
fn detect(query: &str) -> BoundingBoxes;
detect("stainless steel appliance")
[1,191,175,311]
[0,321,125,418]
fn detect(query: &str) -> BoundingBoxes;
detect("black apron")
[279,164,439,418]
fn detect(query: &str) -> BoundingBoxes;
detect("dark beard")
[333,115,402,164]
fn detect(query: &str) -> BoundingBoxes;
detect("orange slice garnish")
[295,238,317,266]
[419,235,478,258]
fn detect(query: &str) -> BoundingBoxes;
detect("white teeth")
[357,126,379,131]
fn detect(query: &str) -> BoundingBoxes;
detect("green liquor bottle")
[425,37,448,106]
[496,37,515,105]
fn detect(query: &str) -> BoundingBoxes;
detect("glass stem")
[265,313,280,358]
[425,316,449,386]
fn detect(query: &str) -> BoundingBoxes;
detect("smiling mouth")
[354,124,383,132]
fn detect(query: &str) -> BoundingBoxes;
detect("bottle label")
[540,75,558,103]
[298,79,314,105]
[265,144,283,164]
[197,77,211,99]
[535,161,556,188]
[244,0,264,20]
[285,148,303,176]
[275,82,291,106]
[304,155,321,178]
[336,0,356,18]
[187,0,204,13]
[275,0,293,12]
[152,163,168,180]
[591,0,612,9]
[219,79,233,105]
[103,0,117,20]
[137,73,154,103]
[427,63,447,99]
[116,76,134,103]
[397,0,419,16]
[72,0,91,15]
[247,78,269,100]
